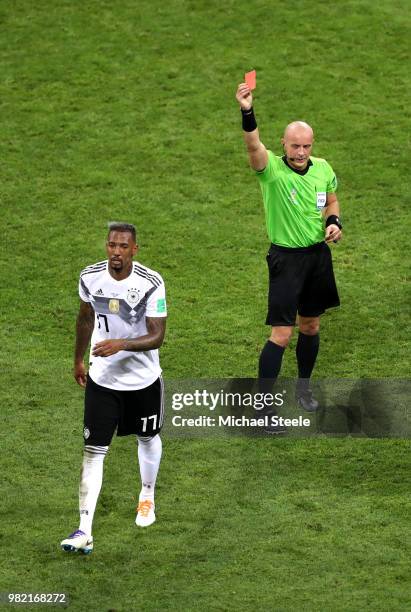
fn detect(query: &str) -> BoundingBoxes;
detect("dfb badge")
[127,288,140,305]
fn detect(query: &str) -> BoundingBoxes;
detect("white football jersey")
[79,260,167,391]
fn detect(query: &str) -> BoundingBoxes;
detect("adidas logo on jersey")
[95,288,104,295]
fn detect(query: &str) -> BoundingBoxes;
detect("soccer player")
[236,82,342,414]
[61,222,167,554]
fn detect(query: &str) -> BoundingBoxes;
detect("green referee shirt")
[256,151,338,247]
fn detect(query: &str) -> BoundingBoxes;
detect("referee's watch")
[325,214,342,230]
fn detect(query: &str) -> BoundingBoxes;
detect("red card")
[245,70,256,90]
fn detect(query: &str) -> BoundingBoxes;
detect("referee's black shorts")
[83,375,165,446]
[266,241,340,326]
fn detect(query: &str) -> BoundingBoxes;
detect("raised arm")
[236,83,268,171]
[74,299,95,387]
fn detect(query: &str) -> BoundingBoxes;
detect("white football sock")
[137,435,162,502]
[78,445,108,536]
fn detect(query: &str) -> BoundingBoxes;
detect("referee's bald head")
[283,121,314,141]
[281,121,314,171]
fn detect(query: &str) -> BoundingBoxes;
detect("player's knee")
[299,318,320,335]
[269,326,293,347]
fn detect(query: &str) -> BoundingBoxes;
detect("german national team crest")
[109,299,120,314]
[127,288,140,305]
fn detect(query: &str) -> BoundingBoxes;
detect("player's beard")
[109,258,123,272]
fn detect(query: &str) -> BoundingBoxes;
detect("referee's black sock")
[258,340,285,394]
[296,332,320,391]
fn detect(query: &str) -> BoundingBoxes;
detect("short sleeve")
[79,275,92,303]
[255,150,280,184]
[146,281,167,317]
[326,163,338,193]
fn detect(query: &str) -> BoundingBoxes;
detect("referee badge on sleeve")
[316,192,327,209]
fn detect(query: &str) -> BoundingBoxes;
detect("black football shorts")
[84,375,165,445]
[266,241,340,326]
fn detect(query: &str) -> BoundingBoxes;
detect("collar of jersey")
[106,261,135,283]
[282,156,313,176]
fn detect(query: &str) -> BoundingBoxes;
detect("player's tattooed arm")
[74,300,94,387]
[124,316,167,351]
[92,317,167,357]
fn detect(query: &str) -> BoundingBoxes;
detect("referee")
[236,82,342,411]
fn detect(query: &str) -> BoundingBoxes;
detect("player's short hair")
[107,222,137,243]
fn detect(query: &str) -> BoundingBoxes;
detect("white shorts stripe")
[159,375,165,427]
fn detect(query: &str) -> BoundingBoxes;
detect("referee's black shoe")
[295,388,319,412]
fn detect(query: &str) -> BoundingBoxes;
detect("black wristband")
[326,215,342,230]
[241,107,257,132]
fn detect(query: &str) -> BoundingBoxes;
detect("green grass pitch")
[1,1,410,610]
